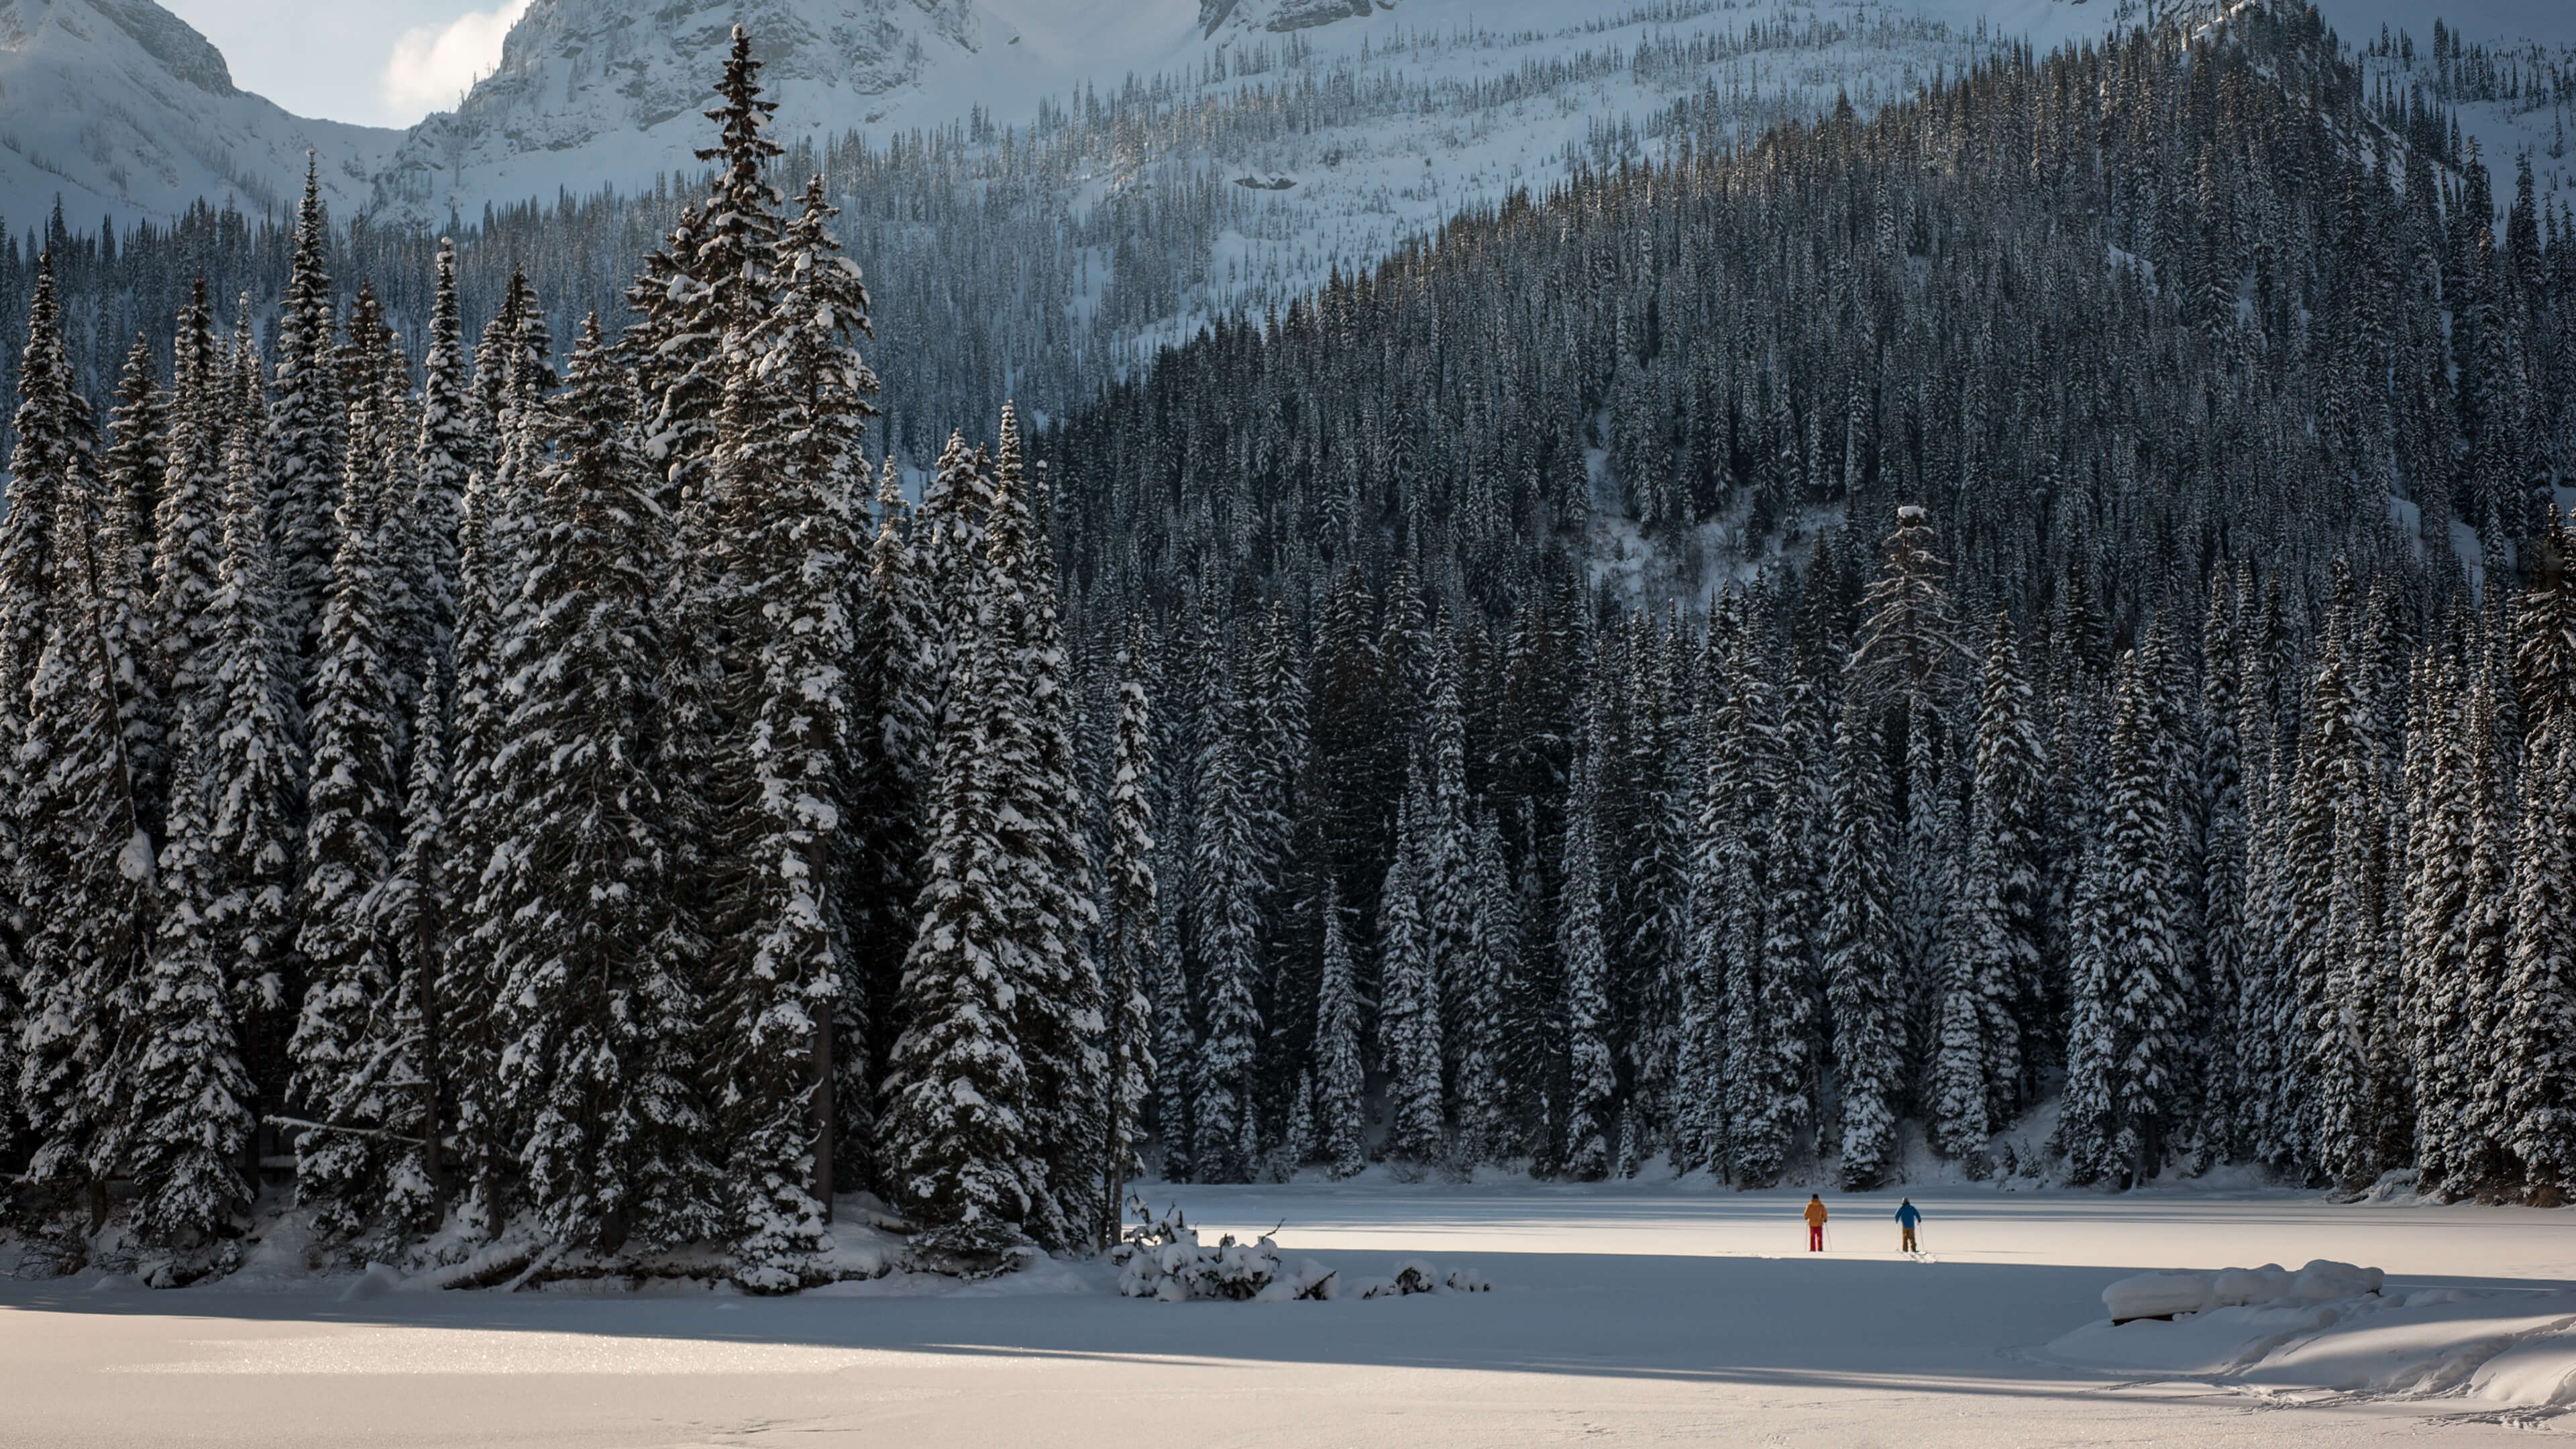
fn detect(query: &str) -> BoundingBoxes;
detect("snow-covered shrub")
[1112,1203,1485,1303]
[1350,1260,1489,1298]
[1112,1203,1336,1301]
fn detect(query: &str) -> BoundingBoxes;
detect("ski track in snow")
[4,1181,2571,1446]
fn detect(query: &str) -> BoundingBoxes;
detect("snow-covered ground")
[5,1181,2571,1446]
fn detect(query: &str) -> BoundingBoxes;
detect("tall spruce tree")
[1313,882,1367,1179]
[1821,684,1902,1189]
[502,317,712,1253]
[1379,786,1445,1165]
[287,390,410,1251]
[269,159,345,672]
[129,700,256,1270]
[409,239,474,696]
[153,280,226,727]
[980,414,1105,1244]
[881,518,1039,1263]
[16,419,142,1215]
[1558,746,1617,1183]
[2502,523,2576,1195]
[1099,622,1159,1238]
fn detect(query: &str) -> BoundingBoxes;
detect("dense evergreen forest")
[3,1,2575,1290]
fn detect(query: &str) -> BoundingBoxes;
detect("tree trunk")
[812,1010,834,1222]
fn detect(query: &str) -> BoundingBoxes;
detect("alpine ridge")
[0,0,394,228]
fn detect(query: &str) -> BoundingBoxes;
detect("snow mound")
[2102,1259,2382,1322]
[2047,1265,2576,1411]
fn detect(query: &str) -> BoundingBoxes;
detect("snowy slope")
[0,0,396,229]
[368,0,2126,227]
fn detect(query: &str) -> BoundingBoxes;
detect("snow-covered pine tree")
[2403,631,2473,1193]
[376,679,449,1221]
[2090,647,2192,1185]
[1150,906,1197,1185]
[287,390,410,1250]
[0,278,64,1123]
[103,332,167,584]
[1897,698,1960,1092]
[2298,576,2401,1187]
[268,158,345,673]
[1243,596,1307,914]
[92,352,166,848]
[2059,828,2121,1183]
[1678,606,1739,1179]
[1418,625,1487,1156]
[2451,645,2518,1197]
[1189,689,1263,1184]
[2195,578,2248,1163]
[704,268,854,1278]
[1821,684,1902,1189]
[16,411,142,1216]
[439,463,514,1236]
[342,286,427,723]
[846,455,932,1132]
[1939,706,2014,1158]
[1617,614,1690,1162]
[1849,506,1969,703]
[1558,744,1617,1182]
[2502,520,2576,1198]
[128,700,255,1269]
[469,270,523,464]
[202,418,303,1144]
[1378,784,1446,1166]
[407,239,474,698]
[1099,620,1159,1239]
[1313,882,1366,1179]
[1739,682,1821,1189]
[152,280,226,728]
[1964,611,2047,1117]
[881,539,1040,1265]
[979,415,1105,1245]
[912,433,999,715]
[502,316,712,1253]
[1458,810,1519,1163]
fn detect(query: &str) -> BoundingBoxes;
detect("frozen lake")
[3,1182,2567,1446]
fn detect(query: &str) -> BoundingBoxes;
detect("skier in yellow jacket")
[1804,1194,1827,1251]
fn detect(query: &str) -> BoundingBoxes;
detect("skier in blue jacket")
[1895,1198,1922,1252]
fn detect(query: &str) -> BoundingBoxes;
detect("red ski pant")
[1809,1225,1824,1251]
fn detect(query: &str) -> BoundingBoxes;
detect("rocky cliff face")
[1199,0,1387,37]
[370,0,987,225]
[0,0,394,227]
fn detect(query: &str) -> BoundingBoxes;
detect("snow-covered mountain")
[0,0,396,229]
[366,0,2123,226]
[369,0,1157,223]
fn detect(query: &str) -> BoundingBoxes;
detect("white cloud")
[380,0,533,116]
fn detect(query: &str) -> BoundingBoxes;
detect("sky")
[154,0,2576,132]
[159,0,530,131]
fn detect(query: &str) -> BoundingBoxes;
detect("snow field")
[2,1184,2568,1447]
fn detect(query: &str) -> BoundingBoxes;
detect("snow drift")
[2047,1261,2576,1412]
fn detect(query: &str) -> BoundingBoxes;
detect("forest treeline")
[2,2,2575,1292]
[1038,0,2576,1201]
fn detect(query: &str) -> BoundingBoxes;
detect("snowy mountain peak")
[0,0,393,227]
[372,0,997,221]
[7,0,233,96]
